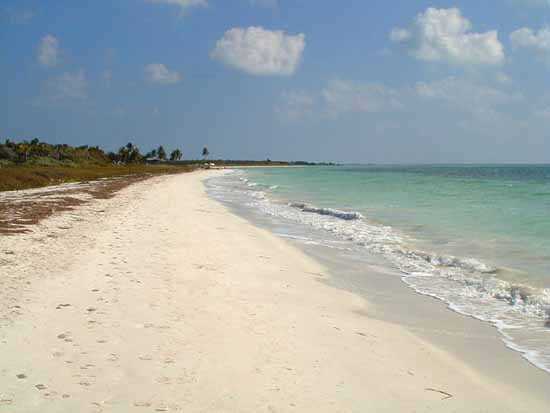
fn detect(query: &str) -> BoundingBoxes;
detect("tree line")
[0,139,190,165]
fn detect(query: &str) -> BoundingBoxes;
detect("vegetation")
[157,145,167,160]
[170,149,183,161]
[0,137,330,191]
[0,138,191,192]
[0,139,186,167]
[0,164,196,192]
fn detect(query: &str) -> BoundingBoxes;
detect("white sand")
[0,171,548,412]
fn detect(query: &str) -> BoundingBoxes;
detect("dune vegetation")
[0,139,192,191]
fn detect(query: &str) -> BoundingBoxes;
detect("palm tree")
[202,146,209,160]
[157,145,167,160]
[117,142,141,163]
[170,149,182,161]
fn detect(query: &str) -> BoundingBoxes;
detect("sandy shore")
[0,171,548,412]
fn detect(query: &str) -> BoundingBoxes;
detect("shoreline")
[211,166,550,376]
[1,170,548,411]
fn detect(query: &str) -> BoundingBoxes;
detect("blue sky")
[2,0,550,163]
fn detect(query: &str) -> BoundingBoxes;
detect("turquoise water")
[207,165,550,373]
[244,165,550,289]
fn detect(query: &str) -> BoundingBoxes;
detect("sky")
[2,0,550,163]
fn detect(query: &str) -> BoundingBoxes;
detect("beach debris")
[16,374,26,379]
[425,387,453,400]
[35,384,47,390]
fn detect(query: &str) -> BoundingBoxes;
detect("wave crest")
[289,202,363,221]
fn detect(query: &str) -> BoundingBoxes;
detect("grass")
[0,163,196,192]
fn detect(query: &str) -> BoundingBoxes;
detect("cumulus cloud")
[211,26,305,76]
[145,63,181,84]
[510,27,550,57]
[46,70,88,101]
[146,0,207,13]
[38,34,59,68]
[322,79,403,115]
[390,7,504,66]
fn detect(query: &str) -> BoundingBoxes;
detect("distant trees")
[0,138,111,164]
[144,148,157,159]
[116,142,142,163]
[0,137,193,166]
[170,149,182,161]
[156,145,166,160]
[202,146,209,160]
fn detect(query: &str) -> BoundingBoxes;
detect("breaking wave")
[289,202,363,221]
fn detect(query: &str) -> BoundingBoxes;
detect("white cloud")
[389,28,411,43]
[281,76,522,124]
[211,26,305,76]
[38,34,59,68]
[46,70,88,101]
[510,27,550,57]
[146,0,207,13]
[415,77,521,117]
[390,7,504,66]
[276,91,315,120]
[145,63,181,84]
[322,79,403,115]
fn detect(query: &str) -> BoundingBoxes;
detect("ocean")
[206,165,550,374]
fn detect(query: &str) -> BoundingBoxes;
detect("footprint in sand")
[16,374,26,379]
[156,376,171,385]
[107,353,119,362]
[55,303,71,310]
[134,401,152,407]
[57,332,71,341]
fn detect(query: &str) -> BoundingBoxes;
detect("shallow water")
[206,165,550,374]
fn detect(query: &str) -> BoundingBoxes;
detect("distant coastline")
[0,138,334,192]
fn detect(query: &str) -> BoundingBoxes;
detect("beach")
[1,170,549,412]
